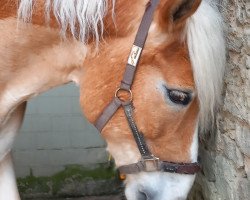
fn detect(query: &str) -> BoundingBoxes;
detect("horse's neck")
[103,0,146,37]
[0,0,17,19]
[0,0,56,27]
[0,17,86,123]
[0,0,146,121]
[0,0,147,38]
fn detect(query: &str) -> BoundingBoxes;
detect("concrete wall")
[13,84,108,178]
[189,1,250,199]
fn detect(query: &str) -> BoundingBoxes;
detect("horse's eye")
[167,89,191,106]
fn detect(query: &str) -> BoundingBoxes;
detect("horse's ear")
[158,0,201,30]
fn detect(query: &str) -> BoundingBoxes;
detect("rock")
[189,1,250,199]
[245,56,250,70]
[235,125,250,157]
[222,134,244,168]
[237,178,250,200]
[244,156,250,180]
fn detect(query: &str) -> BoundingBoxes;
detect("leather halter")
[94,0,201,175]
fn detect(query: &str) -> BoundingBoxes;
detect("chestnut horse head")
[17,0,226,199]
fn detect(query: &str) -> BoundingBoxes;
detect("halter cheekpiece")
[94,0,201,175]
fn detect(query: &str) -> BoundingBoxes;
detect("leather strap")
[95,97,122,132]
[120,0,160,90]
[161,161,201,174]
[93,0,202,176]
[119,160,201,175]
[123,103,152,158]
[120,102,201,175]
[95,0,160,131]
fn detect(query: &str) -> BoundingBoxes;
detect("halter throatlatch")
[94,0,201,175]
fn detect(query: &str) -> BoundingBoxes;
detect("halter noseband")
[94,0,201,175]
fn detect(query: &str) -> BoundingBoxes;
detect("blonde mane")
[187,0,226,131]
[18,0,115,42]
[18,0,226,132]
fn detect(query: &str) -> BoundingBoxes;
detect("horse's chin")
[124,172,196,200]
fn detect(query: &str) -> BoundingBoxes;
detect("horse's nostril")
[138,189,154,200]
[138,190,148,200]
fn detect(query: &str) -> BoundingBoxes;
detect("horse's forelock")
[18,0,114,43]
[187,0,226,132]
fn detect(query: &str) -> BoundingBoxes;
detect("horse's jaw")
[122,126,199,200]
[125,172,196,200]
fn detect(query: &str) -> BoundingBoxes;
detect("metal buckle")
[141,156,160,172]
[115,88,133,102]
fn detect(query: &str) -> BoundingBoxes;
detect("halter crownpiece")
[94,0,201,175]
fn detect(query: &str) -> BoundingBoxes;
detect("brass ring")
[115,88,133,102]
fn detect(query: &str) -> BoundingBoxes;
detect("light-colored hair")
[18,0,115,42]
[18,0,226,132]
[187,0,226,131]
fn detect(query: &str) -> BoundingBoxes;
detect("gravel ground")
[66,196,121,200]
[63,196,120,200]
[28,195,123,200]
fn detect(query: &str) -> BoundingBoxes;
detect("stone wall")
[189,0,250,199]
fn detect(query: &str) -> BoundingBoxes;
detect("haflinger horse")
[0,0,225,199]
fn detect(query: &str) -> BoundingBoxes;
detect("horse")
[0,0,226,199]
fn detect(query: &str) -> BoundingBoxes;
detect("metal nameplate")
[128,45,142,67]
